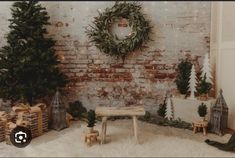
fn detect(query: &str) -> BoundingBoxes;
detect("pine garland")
[86,1,152,59]
[139,113,192,130]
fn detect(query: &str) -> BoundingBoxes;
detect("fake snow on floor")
[0,120,234,157]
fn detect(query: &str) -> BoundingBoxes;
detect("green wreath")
[86,2,152,59]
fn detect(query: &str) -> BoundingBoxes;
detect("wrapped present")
[0,111,11,122]
[0,111,11,142]
[12,103,49,138]
[0,120,5,142]
[5,121,29,145]
[5,122,17,145]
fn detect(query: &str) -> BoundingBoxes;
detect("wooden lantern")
[210,89,228,136]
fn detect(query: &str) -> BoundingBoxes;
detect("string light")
[59,55,65,61]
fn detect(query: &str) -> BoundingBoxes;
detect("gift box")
[0,120,5,142]
[5,122,17,145]
[5,120,29,145]
[12,103,49,138]
[0,111,11,142]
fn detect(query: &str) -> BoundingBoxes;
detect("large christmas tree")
[0,1,68,105]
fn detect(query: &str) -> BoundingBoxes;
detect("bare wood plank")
[95,106,145,117]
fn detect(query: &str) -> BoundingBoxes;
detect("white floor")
[0,119,234,157]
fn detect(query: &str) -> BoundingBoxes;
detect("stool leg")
[104,120,107,142]
[87,139,91,147]
[100,117,105,144]
[193,126,196,134]
[104,121,107,136]
[133,116,138,143]
[197,127,200,132]
[101,117,107,144]
[203,127,206,136]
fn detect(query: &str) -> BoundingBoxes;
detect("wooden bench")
[95,106,145,144]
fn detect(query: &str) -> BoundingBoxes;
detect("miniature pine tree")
[0,1,68,105]
[175,59,192,95]
[189,65,197,99]
[157,97,167,118]
[165,94,173,120]
[197,73,212,95]
[87,110,96,128]
[201,53,213,84]
[197,103,207,117]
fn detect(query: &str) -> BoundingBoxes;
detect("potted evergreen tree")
[198,103,207,121]
[87,110,96,133]
[197,74,212,101]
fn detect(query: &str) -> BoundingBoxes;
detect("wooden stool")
[95,106,145,144]
[84,131,99,147]
[192,120,208,136]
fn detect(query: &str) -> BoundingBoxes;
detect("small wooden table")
[95,106,145,144]
[192,120,208,136]
[84,131,99,147]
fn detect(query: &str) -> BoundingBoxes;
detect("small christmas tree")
[201,53,213,84]
[189,65,198,99]
[197,73,212,95]
[198,103,207,118]
[157,97,167,118]
[87,110,96,128]
[175,59,192,95]
[165,94,173,120]
[0,1,68,105]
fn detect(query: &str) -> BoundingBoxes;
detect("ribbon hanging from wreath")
[86,1,152,60]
